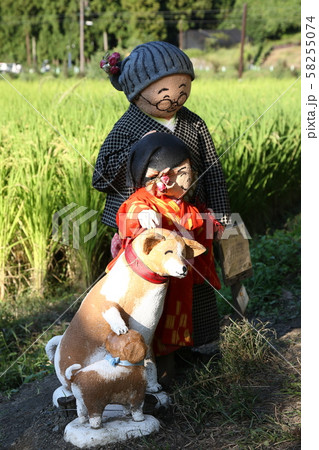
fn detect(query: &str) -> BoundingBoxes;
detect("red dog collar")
[124,242,168,284]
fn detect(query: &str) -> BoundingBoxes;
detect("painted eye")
[165,250,173,255]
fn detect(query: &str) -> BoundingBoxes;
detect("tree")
[36,0,78,66]
[219,0,301,43]
[165,0,214,48]
[120,0,166,48]
[89,0,122,51]
[0,0,42,64]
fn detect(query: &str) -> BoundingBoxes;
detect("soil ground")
[0,319,300,450]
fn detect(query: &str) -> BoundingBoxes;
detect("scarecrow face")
[166,158,192,198]
[134,74,192,119]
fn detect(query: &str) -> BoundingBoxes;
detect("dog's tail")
[45,336,62,363]
[65,364,82,382]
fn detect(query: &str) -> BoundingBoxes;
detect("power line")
[0,6,301,25]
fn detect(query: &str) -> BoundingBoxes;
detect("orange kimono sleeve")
[117,197,150,239]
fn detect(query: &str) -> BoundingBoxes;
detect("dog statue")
[65,329,147,429]
[46,228,205,400]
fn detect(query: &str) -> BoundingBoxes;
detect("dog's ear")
[143,233,166,255]
[105,331,121,354]
[123,332,147,364]
[123,341,147,364]
[183,238,206,258]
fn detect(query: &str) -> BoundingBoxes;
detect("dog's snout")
[182,265,187,274]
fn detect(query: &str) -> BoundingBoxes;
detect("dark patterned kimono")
[92,103,231,346]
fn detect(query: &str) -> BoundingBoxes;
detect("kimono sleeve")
[197,120,231,224]
[92,130,134,194]
[116,198,151,239]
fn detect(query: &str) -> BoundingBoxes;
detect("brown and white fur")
[66,329,147,429]
[46,228,205,396]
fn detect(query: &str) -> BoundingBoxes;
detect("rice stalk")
[58,153,111,288]
[17,144,62,295]
[0,157,25,299]
[0,77,300,292]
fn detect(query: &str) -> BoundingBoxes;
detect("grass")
[0,76,300,298]
[0,49,301,447]
[217,215,301,320]
[0,159,24,298]
[0,73,301,445]
[0,226,300,445]
[0,289,79,393]
[1,317,300,448]
[115,319,300,448]
[0,217,300,392]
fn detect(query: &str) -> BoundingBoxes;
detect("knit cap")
[111,41,195,102]
[127,132,191,188]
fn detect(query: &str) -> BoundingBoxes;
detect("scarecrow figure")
[105,132,223,362]
[93,41,231,353]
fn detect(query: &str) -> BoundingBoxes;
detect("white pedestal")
[64,405,160,448]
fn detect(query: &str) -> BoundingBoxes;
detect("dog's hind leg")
[131,405,145,422]
[77,402,89,424]
[145,348,162,393]
[89,414,102,429]
[71,385,89,424]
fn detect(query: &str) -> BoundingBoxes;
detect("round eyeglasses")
[139,92,188,111]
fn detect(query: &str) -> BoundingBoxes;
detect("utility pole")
[79,0,85,75]
[32,36,37,70]
[26,32,31,67]
[238,3,247,79]
[179,20,184,50]
[103,31,108,52]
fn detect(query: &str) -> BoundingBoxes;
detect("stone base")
[64,406,160,448]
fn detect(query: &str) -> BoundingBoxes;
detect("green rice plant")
[17,142,62,295]
[0,77,300,294]
[57,156,112,288]
[188,77,301,233]
[0,154,25,300]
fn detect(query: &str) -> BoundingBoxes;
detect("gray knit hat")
[110,41,195,101]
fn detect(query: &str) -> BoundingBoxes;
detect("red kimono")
[107,187,222,356]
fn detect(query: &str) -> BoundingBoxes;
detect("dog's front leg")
[145,348,162,393]
[102,306,128,335]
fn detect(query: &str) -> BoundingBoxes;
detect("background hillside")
[0,0,300,77]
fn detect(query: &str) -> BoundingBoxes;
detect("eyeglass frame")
[138,92,188,111]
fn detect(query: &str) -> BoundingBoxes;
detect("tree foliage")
[166,0,213,47]
[218,0,301,43]
[0,0,301,66]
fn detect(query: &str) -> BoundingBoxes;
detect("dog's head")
[132,228,206,278]
[105,329,147,364]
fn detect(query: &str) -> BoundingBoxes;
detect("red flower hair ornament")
[100,52,121,75]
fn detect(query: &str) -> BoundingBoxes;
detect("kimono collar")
[124,241,168,284]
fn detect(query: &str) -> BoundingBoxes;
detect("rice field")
[0,75,301,298]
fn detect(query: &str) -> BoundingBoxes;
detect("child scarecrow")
[105,132,223,357]
[93,41,231,348]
